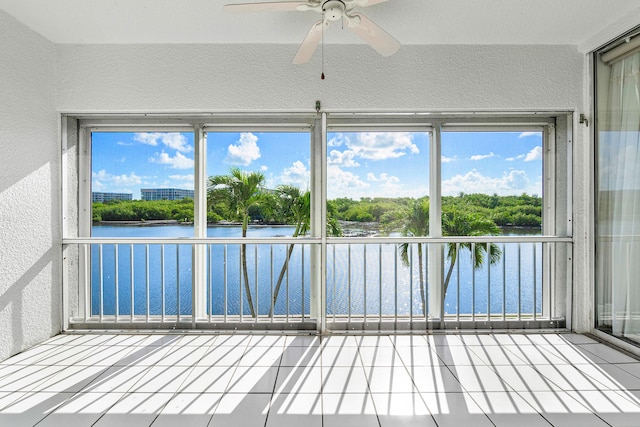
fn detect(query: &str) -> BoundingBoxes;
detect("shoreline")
[94,220,293,227]
[93,220,542,233]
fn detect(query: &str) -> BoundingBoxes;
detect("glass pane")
[440,131,543,318]
[205,131,311,317]
[595,51,640,342]
[327,131,430,237]
[90,131,195,317]
[91,131,195,237]
[206,132,311,236]
[441,131,543,235]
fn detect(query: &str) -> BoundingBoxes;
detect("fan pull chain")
[321,10,325,80]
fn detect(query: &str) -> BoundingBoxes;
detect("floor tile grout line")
[261,339,287,427]
[389,334,458,427]
[146,334,226,427]
[59,334,192,427]
[467,340,616,426]
[4,333,640,427]
[354,338,383,427]
[29,335,179,427]
[87,337,181,427]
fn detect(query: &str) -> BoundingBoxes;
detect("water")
[91,225,542,318]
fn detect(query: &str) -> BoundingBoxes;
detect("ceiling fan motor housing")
[323,0,346,21]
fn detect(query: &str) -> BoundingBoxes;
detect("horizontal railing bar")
[64,237,321,245]
[328,236,572,244]
[63,236,572,245]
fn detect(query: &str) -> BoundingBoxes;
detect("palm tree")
[268,186,309,317]
[268,186,342,316]
[441,205,502,295]
[399,198,429,314]
[208,167,265,317]
[399,200,502,315]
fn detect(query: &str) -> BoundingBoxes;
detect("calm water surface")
[91,225,542,317]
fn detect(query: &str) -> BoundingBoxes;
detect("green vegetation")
[441,205,502,295]
[93,192,542,229]
[333,193,542,229]
[92,198,194,222]
[443,193,542,228]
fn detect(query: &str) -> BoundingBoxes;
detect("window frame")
[64,112,571,330]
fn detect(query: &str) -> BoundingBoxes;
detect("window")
[65,113,568,330]
[89,131,194,317]
[205,130,312,317]
[441,130,544,318]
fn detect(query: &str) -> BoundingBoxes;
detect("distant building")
[141,188,194,201]
[92,192,132,203]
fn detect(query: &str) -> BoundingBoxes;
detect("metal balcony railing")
[62,236,571,331]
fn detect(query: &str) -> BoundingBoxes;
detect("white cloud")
[168,174,194,181]
[367,172,402,193]
[260,165,269,171]
[328,134,348,147]
[367,172,398,183]
[328,149,360,167]
[442,169,538,196]
[278,161,310,189]
[442,155,458,163]
[470,152,496,161]
[226,132,261,166]
[506,154,526,162]
[133,133,158,146]
[349,132,420,160]
[519,132,541,139]
[134,132,192,152]
[327,165,370,198]
[524,146,543,162]
[150,151,194,169]
[92,169,142,192]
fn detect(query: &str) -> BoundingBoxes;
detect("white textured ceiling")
[1,0,639,47]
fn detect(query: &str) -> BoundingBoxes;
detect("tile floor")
[0,333,639,426]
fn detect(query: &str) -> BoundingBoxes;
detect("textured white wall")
[0,10,59,360]
[56,44,583,112]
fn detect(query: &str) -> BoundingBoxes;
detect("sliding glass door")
[596,32,640,343]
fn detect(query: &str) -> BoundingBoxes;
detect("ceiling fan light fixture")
[322,0,346,21]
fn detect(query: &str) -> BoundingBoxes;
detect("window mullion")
[193,125,207,320]
[429,123,443,320]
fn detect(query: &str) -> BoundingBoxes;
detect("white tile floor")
[0,333,639,426]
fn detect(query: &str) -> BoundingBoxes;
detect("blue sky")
[92,130,542,200]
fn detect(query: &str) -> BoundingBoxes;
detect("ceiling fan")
[224,0,400,64]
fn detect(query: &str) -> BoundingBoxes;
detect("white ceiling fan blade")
[351,0,391,7]
[224,2,310,13]
[346,12,400,57]
[292,21,325,64]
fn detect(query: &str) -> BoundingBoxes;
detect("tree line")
[333,192,541,228]
[93,191,541,228]
[92,198,194,222]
